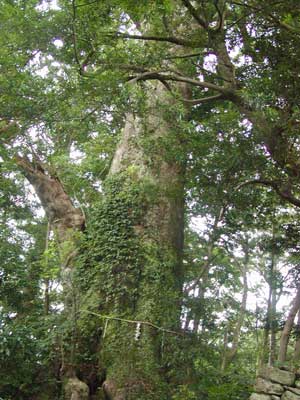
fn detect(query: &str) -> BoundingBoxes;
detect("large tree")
[2,1,300,399]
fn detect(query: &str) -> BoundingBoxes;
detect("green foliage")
[2,0,300,398]
[80,172,145,305]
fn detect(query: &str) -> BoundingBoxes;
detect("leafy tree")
[2,1,300,399]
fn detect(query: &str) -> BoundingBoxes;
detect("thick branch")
[16,155,85,236]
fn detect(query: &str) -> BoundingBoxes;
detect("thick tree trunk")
[278,285,300,364]
[99,82,189,399]
[16,156,89,400]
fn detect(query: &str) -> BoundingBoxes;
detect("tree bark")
[99,81,190,399]
[278,284,300,364]
[16,155,89,400]
[269,276,277,366]
[293,310,300,362]
[44,221,51,316]
[221,250,248,371]
[258,285,272,370]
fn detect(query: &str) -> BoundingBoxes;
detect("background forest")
[1,1,300,399]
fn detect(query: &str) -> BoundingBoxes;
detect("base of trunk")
[64,377,89,400]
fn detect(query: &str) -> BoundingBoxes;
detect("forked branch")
[181,0,208,29]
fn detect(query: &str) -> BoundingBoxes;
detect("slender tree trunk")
[278,284,300,364]
[293,310,300,362]
[269,282,277,365]
[258,284,272,370]
[44,222,51,316]
[221,328,229,372]
[99,81,190,400]
[268,239,277,366]
[186,208,225,334]
[221,252,248,371]
[16,156,89,400]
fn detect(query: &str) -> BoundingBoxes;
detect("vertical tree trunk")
[278,285,300,364]
[269,283,277,366]
[221,252,248,371]
[258,285,272,370]
[185,208,225,334]
[221,328,229,372]
[268,241,277,366]
[16,156,89,400]
[44,222,51,316]
[98,81,190,399]
[294,310,300,362]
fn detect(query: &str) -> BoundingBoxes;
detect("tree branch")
[71,0,81,71]
[214,0,226,31]
[231,1,300,34]
[236,179,300,208]
[181,0,208,29]
[113,32,196,47]
[164,52,202,60]
[128,71,230,95]
[182,93,224,105]
[75,0,99,7]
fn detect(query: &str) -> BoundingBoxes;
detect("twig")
[76,0,99,7]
